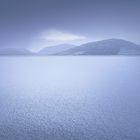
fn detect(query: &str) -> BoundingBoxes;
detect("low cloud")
[42,29,87,42]
[30,29,89,52]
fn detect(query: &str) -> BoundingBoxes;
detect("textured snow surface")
[0,56,140,140]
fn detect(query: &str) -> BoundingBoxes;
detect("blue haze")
[0,0,140,48]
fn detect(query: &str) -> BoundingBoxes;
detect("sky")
[0,0,140,51]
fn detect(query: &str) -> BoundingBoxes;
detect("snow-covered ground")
[0,56,140,140]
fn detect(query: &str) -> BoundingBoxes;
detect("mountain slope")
[38,44,76,55]
[0,39,140,55]
[57,39,140,55]
[0,48,33,55]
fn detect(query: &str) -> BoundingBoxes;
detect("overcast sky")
[0,0,140,50]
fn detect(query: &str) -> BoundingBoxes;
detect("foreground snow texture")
[0,56,140,140]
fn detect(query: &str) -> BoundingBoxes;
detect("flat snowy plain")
[0,56,140,140]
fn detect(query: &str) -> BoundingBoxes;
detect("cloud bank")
[43,30,87,42]
[30,29,89,52]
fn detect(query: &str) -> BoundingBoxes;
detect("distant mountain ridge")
[38,44,76,55]
[57,39,140,55]
[0,39,140,55]
[0,47,34,55]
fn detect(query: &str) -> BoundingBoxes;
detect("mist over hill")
[0,39,140,56]
[0,47,34,56]
[38,44,76,55]
[57,39,140,55]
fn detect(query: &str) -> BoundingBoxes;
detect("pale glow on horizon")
[30,29,90,52]
[42,30,87,42]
